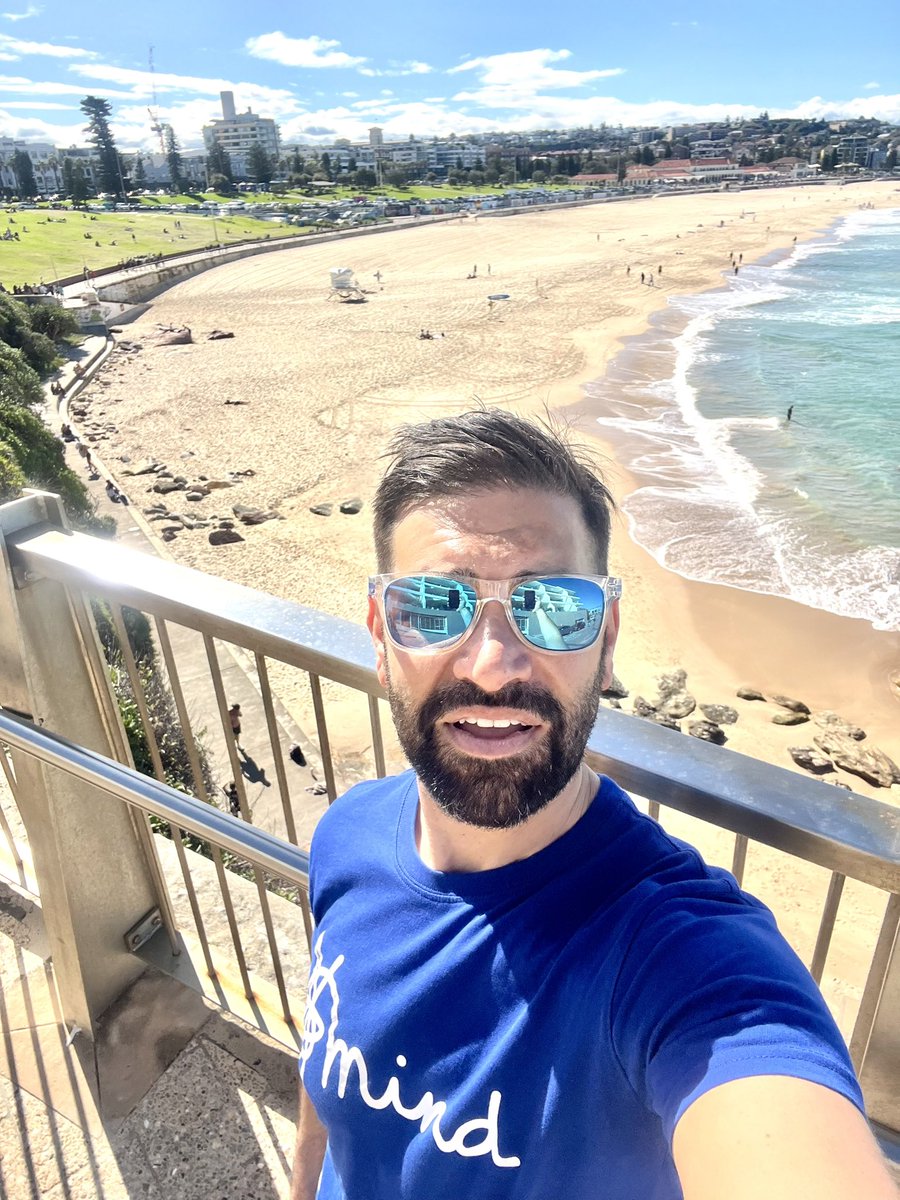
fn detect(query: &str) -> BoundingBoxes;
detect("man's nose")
[451,599,533,692]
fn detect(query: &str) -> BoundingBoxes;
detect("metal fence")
[0,497,897,1134]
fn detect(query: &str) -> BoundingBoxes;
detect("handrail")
[12,524,380,695]
[585,710,900,892]
[9,523,900,894]
[0,708,309,888]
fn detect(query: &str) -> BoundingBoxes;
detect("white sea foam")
[592,204,900,633]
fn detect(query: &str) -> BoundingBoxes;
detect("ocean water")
[589,206,900,632]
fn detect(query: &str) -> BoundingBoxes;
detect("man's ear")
[367,594,389,689]
[600,597,620,690]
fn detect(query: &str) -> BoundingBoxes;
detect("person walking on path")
[228,703,244,754]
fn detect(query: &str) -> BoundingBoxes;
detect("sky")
[0,0,897,152]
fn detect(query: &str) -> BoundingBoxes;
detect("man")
[292,410,895,1199]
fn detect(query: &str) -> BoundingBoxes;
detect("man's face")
[367,486,619,829]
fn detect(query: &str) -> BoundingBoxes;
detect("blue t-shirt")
[301,771,863,1200]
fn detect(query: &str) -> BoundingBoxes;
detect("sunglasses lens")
[382,576,477,649]
[510,577,607,651]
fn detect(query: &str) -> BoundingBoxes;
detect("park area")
[0,205,300,289]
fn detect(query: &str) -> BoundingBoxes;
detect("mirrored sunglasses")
[369,573,621,654]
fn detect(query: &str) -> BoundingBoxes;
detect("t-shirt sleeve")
[610,876,865,1143]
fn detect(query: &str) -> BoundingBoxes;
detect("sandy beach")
[75,180,900,805]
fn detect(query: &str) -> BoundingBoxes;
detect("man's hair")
[373,409,616,572]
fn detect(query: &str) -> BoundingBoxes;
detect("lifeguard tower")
[328,267,366,303]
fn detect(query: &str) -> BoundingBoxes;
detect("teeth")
[459,718,523,728]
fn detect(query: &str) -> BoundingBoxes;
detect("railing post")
[853,893,900,1134]
[0,491,167,1042]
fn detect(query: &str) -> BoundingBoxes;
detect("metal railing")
[0,497,898,1134]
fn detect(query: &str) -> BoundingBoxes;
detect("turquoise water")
[590,206,900,632]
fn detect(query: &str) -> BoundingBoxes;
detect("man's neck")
[415,762,598,873]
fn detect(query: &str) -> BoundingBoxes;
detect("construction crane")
[147,46,165,152]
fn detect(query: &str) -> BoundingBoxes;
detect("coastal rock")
[161,528,178,542]
[645,713,681,732]
[655,669,696,719]
[788,747,835,775]
[339,496,363,515]
[700,703,738,725]
[203,479,236,491]
[185,491,206,502]
[772,711,809,726]
[152,479,184,494]
[207,329,235,340]
[688,721,726,745]
[601,674,629,700]
[768,693,811,714]
[736,686,766,701]
[812,711,866,741]
[150,325,192,347]
[120,459,162,476]
[232,504,281,526]
[208,528,244,546]
[309,503,333,516]
[813,731,897,789]
[632,696,657,718]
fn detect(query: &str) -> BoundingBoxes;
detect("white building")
[0,138,64,194]
[202,91,280,178]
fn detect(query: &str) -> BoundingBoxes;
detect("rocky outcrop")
[768,693,811,714]
[232,504,281,526]
[654,668,696,719]
[736,686,765,701]
[689,721,726,745]
[812,731,899,789]
[339,497,363,515]
[812,711,866,741]
[789,747,835,774]
[699,703,738,725]
[772,711,809,726]
[208,528,244,546]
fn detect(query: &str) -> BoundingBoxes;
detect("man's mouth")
[442,713,543,757]
[452,717,536,739]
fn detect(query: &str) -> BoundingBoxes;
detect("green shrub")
[28,303,80,342]
[0,343,43,409]
[0,438,25,501]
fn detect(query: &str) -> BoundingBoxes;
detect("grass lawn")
[0,209,301,289]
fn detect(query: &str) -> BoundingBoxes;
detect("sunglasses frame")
[369,572,622,655]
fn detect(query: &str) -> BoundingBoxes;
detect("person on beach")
[228,703,244,753]
[786,405,794,423]
[292,410,894,1200]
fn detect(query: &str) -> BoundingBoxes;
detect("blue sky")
[0,0,897,150]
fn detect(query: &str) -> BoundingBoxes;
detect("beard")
[385,656,608,830]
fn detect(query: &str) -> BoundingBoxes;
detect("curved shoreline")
[65,179,900,799]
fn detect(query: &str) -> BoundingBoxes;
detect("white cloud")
[448,49,623,103]
[0,73,132,97]
[2,5,41,19]
[359,60,433,77]
[341,91,359,98]
[245,31,365,69]
[1,99,71,108]
[863,80,880,90]
[0,33,95,58]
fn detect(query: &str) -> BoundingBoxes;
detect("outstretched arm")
[673,1075,897,1199]
[291,1081,328,1200]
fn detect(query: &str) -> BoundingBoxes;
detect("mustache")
[416,680,563,736]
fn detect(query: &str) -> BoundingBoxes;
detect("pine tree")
[164,126,184,192]
[206,139,232,183]
[80,96,123,197]
[247,143,273,188]
[11,149,37,197]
